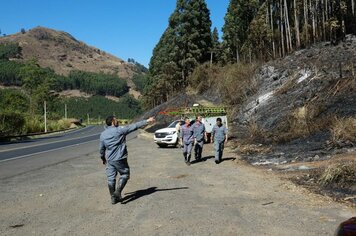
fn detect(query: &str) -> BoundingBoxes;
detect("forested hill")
[0,27,147,137]
[0,26,146,79]
[143,0,356,108]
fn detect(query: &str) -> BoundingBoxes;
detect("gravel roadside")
[0,134,354,235]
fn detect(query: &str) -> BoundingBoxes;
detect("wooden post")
[44,101,47,133]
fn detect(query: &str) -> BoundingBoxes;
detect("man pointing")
[100,116,155,204]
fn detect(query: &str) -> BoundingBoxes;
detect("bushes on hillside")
[0,89,29,112]
[331,117,356,144]
[0,60,24,86]
[0,42,21,59]
[67,70,128,97]
[52,95,142,120]
[188,63,258,105]
[0,111,26,136]
[132,74,147,92]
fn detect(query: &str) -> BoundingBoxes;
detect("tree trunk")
[236,44,240,64]
[322,0,326,40]
[277,19,282,57]
[294,0,301,48]
[352,0,355,15]
[284,0,293,51]
[270,2,276,58]
[310,0,316,43]
[304,0,309,45]
[280,0,285,56]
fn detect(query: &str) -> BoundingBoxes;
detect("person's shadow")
[121,186,189,204]
[190,156,236,164]
[190,155,214,164]
[220,157,236,163]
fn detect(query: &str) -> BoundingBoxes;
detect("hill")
[143,35,356,156]
[0,26,146,93]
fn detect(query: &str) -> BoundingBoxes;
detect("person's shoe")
[215,160,219,164]
[185,161,191,166]
[111,195,119,204]
[108,184,119,204]
[113,190,122,203]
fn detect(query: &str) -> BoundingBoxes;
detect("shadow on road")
[220,157,236,163]
[121,186,189,204]
[190,155,214,164]
[190,156,236,165]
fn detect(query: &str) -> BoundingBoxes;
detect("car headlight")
[168,131,176,135]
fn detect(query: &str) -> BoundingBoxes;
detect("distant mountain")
[0,26,146,91]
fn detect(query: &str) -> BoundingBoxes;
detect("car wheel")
[173,138,179,148]
[157,143,168,148]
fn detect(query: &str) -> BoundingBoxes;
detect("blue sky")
[0,0,229,67]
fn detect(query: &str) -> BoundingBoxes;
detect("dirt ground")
[0,133,355,236]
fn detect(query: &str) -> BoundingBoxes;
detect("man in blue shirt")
[180,117,194,166]
[100,116,155,204]
[211,117,228,164]
[192,116,206,161]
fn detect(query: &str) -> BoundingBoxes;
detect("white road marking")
[0,131,100,153]
[0,139,98,163]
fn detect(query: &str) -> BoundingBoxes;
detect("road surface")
[0,130,354,235]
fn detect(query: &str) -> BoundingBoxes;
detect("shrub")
[331,117,356,144]
[0,42,21,59]
[218,63,258,106]
[0,89,29,112]
[25,116,45,133]
[0,111,26,136]
[318,161,356,188]
[188,63,221,93]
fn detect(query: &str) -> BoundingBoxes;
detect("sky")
[0,0,230,68]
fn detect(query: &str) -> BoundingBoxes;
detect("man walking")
[211,117,228,164]
[180,117,194,166]
[192,116,206,161]
[100,116,155,204]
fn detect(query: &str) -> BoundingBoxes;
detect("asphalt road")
[0,131,355,235]
[0,126,103,162]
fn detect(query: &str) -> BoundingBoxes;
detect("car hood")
[155,127,176,133]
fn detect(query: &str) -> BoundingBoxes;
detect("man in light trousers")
[100,116,155,204]
[211,117,228,164]
[180,117,194,166]
[192,116,206,161]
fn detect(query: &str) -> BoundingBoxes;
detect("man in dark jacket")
[100,116,155,204]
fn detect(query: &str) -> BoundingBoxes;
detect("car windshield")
[168,120,186,128]
[168,121,179,128]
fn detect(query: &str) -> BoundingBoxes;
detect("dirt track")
[0,133,354,235]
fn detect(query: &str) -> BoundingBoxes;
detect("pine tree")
[144,0,213,108]
[211,27,221,63]
[222,0,259,64]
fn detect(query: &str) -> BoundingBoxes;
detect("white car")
[154,120,184,148]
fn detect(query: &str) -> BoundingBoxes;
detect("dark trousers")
[194,140,204,160]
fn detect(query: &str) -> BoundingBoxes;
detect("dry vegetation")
[188,63,259,106]
[317,161,356,189]
[330,117,356,144]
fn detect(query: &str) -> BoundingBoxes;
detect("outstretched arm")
[120,117,155,135]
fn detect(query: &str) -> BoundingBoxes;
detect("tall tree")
[222,0,259,64]
[211,27,221,63]
[144,0,213,108]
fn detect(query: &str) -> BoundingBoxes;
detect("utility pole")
[87,113,90,125]
[44,101,47,133]
[210,51,213,66]
[64,104,67,119]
